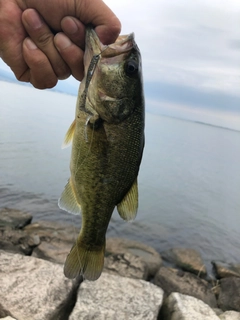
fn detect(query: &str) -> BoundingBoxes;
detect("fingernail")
[63,18,78,35]
[58,73,71,80]
[55,34,72,50]
[26,9,43,29]
[25,38,37,50]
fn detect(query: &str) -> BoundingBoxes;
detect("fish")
[58,26,145,281]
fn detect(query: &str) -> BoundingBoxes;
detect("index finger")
[75,0,121,44]
[19,0,121,44]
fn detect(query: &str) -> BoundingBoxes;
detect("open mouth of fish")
[86,27,135,59]
[84,28,135,83]
[83,28,136,107]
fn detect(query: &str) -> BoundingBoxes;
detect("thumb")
[76,0,121,44]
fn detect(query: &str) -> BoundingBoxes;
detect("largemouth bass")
[58,26,145,281]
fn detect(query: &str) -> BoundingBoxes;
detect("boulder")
[0,208,32,229]
[0,302,13,318]
[0,228,39,255]
[69,273,164,320]
[27,234,41,247]
[104,252,148,280]
[32,239,72,264]
[0,250,80,320]
[212,261,240,279]
[1,317,17,320]
[219,311,240,320]
[213,308,224,316]
[218,277,240,311]
[24,221,79,264]
[106,238,162,278]
[161,247,207,277]
[23,220,77,243]
[153,267,217,307]
[160,292,219,320]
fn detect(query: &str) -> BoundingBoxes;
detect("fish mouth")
[85,26,135,58]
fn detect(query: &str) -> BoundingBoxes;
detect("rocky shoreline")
[0,208,240,320]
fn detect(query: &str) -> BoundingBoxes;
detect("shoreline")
[1,207,240,319]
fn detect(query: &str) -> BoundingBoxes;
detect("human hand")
[0,0,121,89]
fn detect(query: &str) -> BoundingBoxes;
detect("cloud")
[144,81,240,113]
[104,0,240,96]
[146,98,240,132]
[229,39,240,50]
[0,0,239,116]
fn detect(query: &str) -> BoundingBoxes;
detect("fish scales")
[58,26,145,281]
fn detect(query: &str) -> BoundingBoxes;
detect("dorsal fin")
[117,178,138,221]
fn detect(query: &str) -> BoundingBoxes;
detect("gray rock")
[0,228,36,255]
[0,208,32,229]
[218,277,240,311]
[0,250,80,320]
[1,317,17,320]
[219,311,240,320]
[106,238,162,278]
[212,261,240,279]
[153,267,217,308]
[69,273,164,320]
[32,239,72,264]
[23,220,77,243]
[162,247,207,277]
[27,234,41,247]
[0,302,13,318]
[104,252,148,280]
[213,308,224,316]
[24,221,82,265]
[161,292,219,320]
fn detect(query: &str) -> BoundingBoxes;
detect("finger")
[61,16,85,49]
[23,0,121,44]
[22,37,58,89]
[75,0,121,45]
[54,33,84,81]
[0,1,28,81]
[22,9,70,80]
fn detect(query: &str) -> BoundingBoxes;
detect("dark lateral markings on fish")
[58,26,145,281]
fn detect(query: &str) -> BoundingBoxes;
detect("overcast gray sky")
[108,0,240,95]
[0,0,239,121]
[105,0,240,127]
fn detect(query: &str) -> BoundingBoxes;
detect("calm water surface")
[1,82,240,273]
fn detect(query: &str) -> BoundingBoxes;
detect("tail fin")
[64,239,105,281]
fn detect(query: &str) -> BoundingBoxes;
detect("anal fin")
[117,178,138,221]
[58,178,81,215]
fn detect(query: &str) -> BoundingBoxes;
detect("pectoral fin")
[117,179,138,221]
[58,178,81,215]
[62,119,76,149]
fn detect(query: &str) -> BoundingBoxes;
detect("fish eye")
[125,60,138,76]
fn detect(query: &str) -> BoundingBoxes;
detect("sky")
[112,0,240,91]
[107,0,240,103]
[0,0,240,123]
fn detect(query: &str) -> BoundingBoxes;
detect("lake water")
[1,81,240,274]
